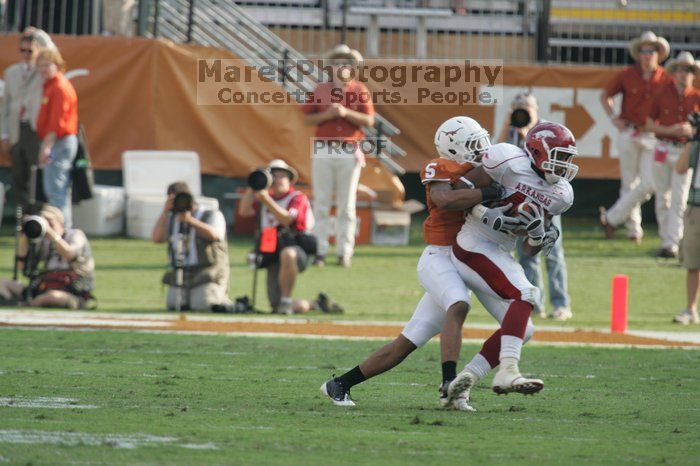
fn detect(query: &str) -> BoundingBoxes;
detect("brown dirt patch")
[2,314,697,348]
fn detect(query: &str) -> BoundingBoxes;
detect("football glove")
[472,203,521,232]
[540,223,560,256]
[518,202,546,245]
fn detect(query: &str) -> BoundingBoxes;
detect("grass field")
[0,329,698,465]
[0,216,697,464]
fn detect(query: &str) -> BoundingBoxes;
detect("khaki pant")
[652,143,692,252]
[311,142,363,260]
[166,282,230,311]
[607,127,656,238]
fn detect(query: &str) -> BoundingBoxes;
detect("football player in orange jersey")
[321,117,509,410]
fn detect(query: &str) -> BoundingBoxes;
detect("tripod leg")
[251,261,259,311]
[13,205,22,281]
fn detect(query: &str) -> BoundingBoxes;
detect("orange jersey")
[421,158,474,246]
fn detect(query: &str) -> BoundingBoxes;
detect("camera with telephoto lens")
[689,112,700,142]
[247,168,272,191]
[22,215,48,243]
[171,191,194,213]
[510,108,532,128]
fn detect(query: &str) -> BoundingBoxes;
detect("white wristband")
[471,204,487,220]
[527,236,543,247]
[459,177,475,189]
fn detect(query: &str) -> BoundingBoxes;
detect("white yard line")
[0,397,98,409]
[0,429,217,450]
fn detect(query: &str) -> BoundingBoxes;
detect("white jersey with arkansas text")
[457,142,574,250]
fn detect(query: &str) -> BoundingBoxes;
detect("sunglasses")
[19,48,33,53]
[638,48,657,55]
[677,66,696,73]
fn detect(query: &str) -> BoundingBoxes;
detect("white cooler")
[72,185,126,236]
[122,151,219,239]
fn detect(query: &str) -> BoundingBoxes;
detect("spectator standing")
[500,92,572,321]
[2,31,43,209]
[673,140,699,325]
[599,31,671,243]
[646,52,700,258]
[36,48,78,228]
[302,44,375,268]
[151,182,231,312]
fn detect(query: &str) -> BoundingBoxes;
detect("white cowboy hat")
[324,44,363,64]
[665,51,700,75]
[512,92,538,110]
[629,31,670,62]
[267,159,298,183]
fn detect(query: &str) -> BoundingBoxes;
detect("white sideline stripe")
[0,315,170,328]
[627,330,700,344]
[0,430,218,450]
[0,397,98,409]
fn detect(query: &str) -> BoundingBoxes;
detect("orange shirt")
[604,65,670,127]
[649,81,700,142]
[301,80,375,142]
[421,158,474,246]
[36,72,78,140]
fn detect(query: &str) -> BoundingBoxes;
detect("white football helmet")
[434,116,491,165]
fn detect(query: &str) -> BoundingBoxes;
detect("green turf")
[0,329,698,465]
[0,215,689,331]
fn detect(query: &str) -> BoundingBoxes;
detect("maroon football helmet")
[524,122,579,184]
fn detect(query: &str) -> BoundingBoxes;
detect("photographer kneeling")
[151,182,231,311]
[238,159,342,315]
[7,205,95,309]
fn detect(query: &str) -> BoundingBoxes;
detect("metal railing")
[139,0,407,174]
[1,0,100,35]
[547,0,700,65]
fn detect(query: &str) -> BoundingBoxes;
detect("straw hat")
[512,92,538,110]
[40,205,65,226]
[268,159,298,183]
[665,51,700,75]
[629,31,670,62]
[324,44,363,64]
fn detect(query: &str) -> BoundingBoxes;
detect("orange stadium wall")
[1,34,688,182]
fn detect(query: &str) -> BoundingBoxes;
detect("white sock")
[500,335,523,361]
[465,353,491,381]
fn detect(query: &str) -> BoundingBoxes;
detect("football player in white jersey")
[321,117,500,410]
[443,121,578,408]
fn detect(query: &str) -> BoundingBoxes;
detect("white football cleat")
[491,367,543,395]
[439,370,477,412]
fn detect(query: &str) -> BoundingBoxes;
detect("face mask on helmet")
[464,129,491,165]
[536,146,578,183]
